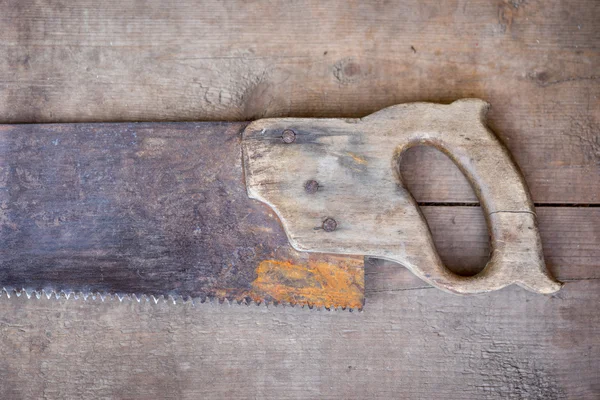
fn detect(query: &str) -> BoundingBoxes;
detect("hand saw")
[0,99,561,309]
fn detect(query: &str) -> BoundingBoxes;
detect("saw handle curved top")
[242,99,561,295]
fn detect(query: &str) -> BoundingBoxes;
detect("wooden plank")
[0,280,598,399]
[0,0,598,203]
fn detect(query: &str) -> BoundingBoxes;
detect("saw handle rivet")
[322,217,337,232]
[281,129,296,144]
[304,180,319,194]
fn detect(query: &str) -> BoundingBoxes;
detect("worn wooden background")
[0,0,598,398]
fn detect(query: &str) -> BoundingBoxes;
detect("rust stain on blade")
[247,255,364,309]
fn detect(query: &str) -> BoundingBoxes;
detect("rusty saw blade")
[0,122,364,309]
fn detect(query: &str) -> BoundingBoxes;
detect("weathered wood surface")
[0,0,598,204]
[0,0,598,398]
[1,281,598,399]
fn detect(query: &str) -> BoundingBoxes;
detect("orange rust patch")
[248,257,364,309]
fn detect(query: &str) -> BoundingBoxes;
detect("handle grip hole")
[397,145,490,276]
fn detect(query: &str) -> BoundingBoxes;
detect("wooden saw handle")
[242,99,561,295]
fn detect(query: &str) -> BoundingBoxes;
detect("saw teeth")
[0,288,362,311]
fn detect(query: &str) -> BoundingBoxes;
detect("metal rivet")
[322,217,337,232]
[282,129,296,144]
[304,180,319,194]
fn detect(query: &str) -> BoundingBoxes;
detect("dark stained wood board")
[0,0,598,204]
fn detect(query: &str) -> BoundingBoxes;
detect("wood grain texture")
[0,280,598,399]
[0,0,599,203]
